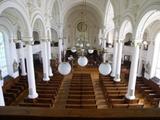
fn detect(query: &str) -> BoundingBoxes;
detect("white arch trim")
[0,1,32,37]
[136,10,160,42]
[31,11,47,38]
[0,17,14,38]
[119,20,133,41]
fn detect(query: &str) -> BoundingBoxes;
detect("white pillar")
[41,40,50,81]
[114,41,123,82]
[137,46,143,77]
[103,39,107,49]
[47,41,53,77]
[0,80,5,106]
[20,42,27,76]
[58,39,62,63]
[25,41,38,99]
[125,44,140,100]
[111,41,118,77]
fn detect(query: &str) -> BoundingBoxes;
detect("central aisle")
[54,67,108,109]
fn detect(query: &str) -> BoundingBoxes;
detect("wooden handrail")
[0,107,160,119]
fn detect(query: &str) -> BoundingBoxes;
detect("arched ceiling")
[64,4,102,26]
[63,0,106,25]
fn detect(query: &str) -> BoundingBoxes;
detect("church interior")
[0,0,160,119]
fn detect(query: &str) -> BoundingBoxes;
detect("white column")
[47,41,53,77]
[125,44,140,100]
[20,42,27,76]
[114,41,123,82]
[111,41,118,77]
[0,80,5,106]
[137,46,143,77]
[25,41,38,99]
[41,40,50,81]
[103,39,107,49]
[58,39,62,63]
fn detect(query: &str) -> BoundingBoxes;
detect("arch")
[47,0,62,23]
[119,19,133,41]
[135,4,160,41]
[31,12,47,39]
[104,0,115,44]
[0,23,16,77]
[104,0,115,31]
[0,17,14,38]
[63,1,103,25]
[51,0,61,25]
[0,1,32,38]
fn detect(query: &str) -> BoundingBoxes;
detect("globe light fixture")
[86,43,90,47]
[99,62,111,76]
[88,49,94,54]
[58,62,71,75]
[76,43,80,47]
[80,43,84,48]
[71,47,77,53]
[78,56,88,67]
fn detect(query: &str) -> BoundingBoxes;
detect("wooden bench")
[38,93,56,99]
[69,91,94,95]
[69,88,93,91]
[128,103,144,108]
[112,103,144,108]
[66,104,97,109]
[37,90,57,94]
[67,99,96,104]
[68,95,95,99]
[109,99,125,104]
[19,102,51,107]
[112,104,128,108]
[106,87,127,90]
[24,97,54,105]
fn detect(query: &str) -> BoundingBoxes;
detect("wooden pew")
[38,93,56,99]
[112,104,128,108]
[37,90,57,94]
[19,102,51,107]
[128,103,144,108]
[24,97,54,105]
[67,99,96,104]
[68,95,95,99]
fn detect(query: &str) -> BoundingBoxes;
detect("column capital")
[118,39,123,43]
[22,41,33,45]
[41,39,49,42]
[132,40,142,47]
[21,37,33,45]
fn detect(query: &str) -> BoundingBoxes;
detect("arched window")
[0,32,8,78]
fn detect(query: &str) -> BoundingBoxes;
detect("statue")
[13,60,18,73]
[145,62,151,74]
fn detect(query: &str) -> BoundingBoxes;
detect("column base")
[0,102,5,106]
[110,72,115,77]
[21,73,27,76]
[137,74,142,78]
[28,92,38,99]
[49,67,53,77]
[43,77,50,81]
[114,77,121,82]
[125,94,135,100]
[49,73,53,77]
